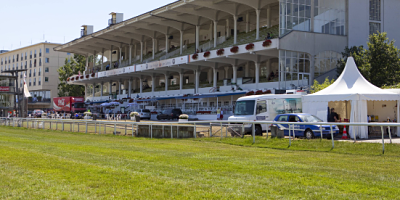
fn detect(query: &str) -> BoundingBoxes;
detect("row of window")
[0,48,52,65]
[0,58,50,72]
[20,77,49,87]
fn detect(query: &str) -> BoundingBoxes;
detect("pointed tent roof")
[303,57,400,102]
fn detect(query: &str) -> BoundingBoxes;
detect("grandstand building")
[55,0,400,119]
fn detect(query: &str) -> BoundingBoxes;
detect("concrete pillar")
[232,65,237,84]
[180,30,183,55]
[100,82,104,96]
[119,46,122,65]
[179,72,183,92]
[165,34,169,53]
[195,69,200,94]
[101,49,104,70]
[108,81,112,98]
[226,19,230,38]
[151,74,155,93]
[224,66,230,79]
[310,55,315,86]
[209,22,213,41]
[256,9,261,40]
[128,79,132,97]
[85,84,87,99]
[267,5,271,28]
[213,67,217,88]
[152,38,156,59]
[244,62,250,77]
[155,39,159,52]
[140,41,143,62]
[233,15,238,44]
[214,21,218,47]
[134,44,137,59]
[129,45,132,64]
[165,72,169,91]
[255,62,260,89]
[139,77,143,94]
[110,45,113,67]
[246,12,250,33]
[195,26,200,51]
[118,81,122,95]
[92,84,95,97]
[144,41,147,55]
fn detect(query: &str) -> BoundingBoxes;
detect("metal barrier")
[1,117,398,154]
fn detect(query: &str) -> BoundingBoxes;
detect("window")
[39,68,41,76]
[33,78,36,86]
[45,58,49,63]
[39,77,41,86]
[369,22,381,35]
[277,115,288,122]
[45,67,49,72]
[25,61,27,69]
[370,0,381,21]
[29,69,31,77]
[234,100,255,115]
[33,69,36,76]
[25,52,27,60]
[21,53,23,61]
[16,63,18,70]
[45,77,49,82]
[46,48,50,53]
[20,80,23,88]
[30,60,32,68]
[29,79,31,86]
[34,59,36,67]
[256,101,267,114]
[67,53,71,55]
[34,50,37,58]
[279,50,313,85]
[39,49,42,57]
[39,58,42,66]
[30,51,32,59]
[16,54,19,62]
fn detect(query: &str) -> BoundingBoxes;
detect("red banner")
[0,86,9,92]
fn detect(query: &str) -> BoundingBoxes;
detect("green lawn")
[0,126,399,199]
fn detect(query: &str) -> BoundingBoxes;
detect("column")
[165,72,169,91]
[214,21,218,47]
[226,19,230,38]
[255,9,261,40]
[195,25,200,51]
[152,38,156,59]
[118,80,122,95]
[144,41,147,55]
[180,30,183,55]
[224,66,230,79]
[108,81,112,96]
[246,12,250,33]
[92,84,95,97]
[255,62,260,89]
[165,34,169,53]
[129,45,132,65]
[110,45,113,67]
[134,44,137,60]
[93,51,96,70]
[139,77,143,94]
[140,41,143,62]
[232,65,237,84]
[310,55,315,86]
[233,15,238,44]
[101,49,104,71]
[267,5,271,28]
[195,69,200,94]
[85,84,88,99]
[179,71,183,92]
[151,74,155,93]
[310,0,315,32]
[100,82,104,96]
[213,67,217,88]
[209,22,213,41]
[128,79,132,97]
[119,46,122,65]
[244,61,249,77]
[155,39,159,52]
[85,55,89,70]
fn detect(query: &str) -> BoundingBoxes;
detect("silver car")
[135,109,151,120]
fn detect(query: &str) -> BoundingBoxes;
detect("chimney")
[109,12,123,26]
[81,25,93,37]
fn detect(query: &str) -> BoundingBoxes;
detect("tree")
[337,32,400,87]
[57,55,86,97]
[310,77,335,94]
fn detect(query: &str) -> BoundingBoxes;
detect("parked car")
[32,110,44,118]
[134,109,151,120]
[272,113,340,139]
[156,109,182,120]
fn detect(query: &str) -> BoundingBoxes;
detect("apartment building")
[0,43,72,111]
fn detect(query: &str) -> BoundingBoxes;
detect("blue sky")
[0,0,171,51]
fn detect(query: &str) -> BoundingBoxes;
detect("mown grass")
[0,126,400,199]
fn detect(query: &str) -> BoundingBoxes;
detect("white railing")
[1,117,397,154]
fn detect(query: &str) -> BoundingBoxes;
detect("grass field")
[0,126,400,199]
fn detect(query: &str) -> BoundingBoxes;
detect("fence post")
[62,122,64,131]
[292,124,296,138]
[242,123,245,138]
[289,124,291,147]
[104,124,106,134]
[85,122,88,134]
[56,122,58,130]
[50,121,52,130]
[177,124,179,139]
[42,121,45,130]
[320,126,323,140]
[171,123,173,139]
[136,123,139,137]
[220,122,223,139]
[132,124,134,137]
[77,122,80,132]
[150,124,152,139]
[114,123,116,135]
[94,122,97,134]
[210,123,213,137]
[388,126,392,144]
[330,125,334,149]
[27,120,29,128]
[381,126,385,154]
[162,125,165,138]
[125,125,127,136]
[72,122,74,132]
[194,123,196,138]
[225,122,228,138]
[252,122,255,144]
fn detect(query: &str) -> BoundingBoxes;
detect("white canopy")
[302,57,400,139]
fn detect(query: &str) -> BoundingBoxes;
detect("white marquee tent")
[302,57,400,139]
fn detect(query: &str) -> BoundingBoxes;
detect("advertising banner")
[0,86,9,92]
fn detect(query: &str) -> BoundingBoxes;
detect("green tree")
[337,32,400,87]
[310,77,335,93]
[57,55,86,97]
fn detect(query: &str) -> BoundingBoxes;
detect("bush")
[130,112,139,117]
[179,114,189,119]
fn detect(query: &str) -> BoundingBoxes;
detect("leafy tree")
[310,77,335,94]
[337,32,400,87]
[57,55,86,97]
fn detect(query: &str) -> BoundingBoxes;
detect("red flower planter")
[80,75,84,79]
[192,54,198,60]
[85,74,89,78]
[263,40,272,47]
[230,46,239,53]
[263,90,272,94]
[245,43,255,51]
[67,78,70,81]
[246,91,254,96]
[217,49,225,56]
[70,77,74,81]
[255,90,263,95]
[203,51,210,58]
[91,73,95,77]
[75,76,79,80]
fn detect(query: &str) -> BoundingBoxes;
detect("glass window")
[256,101,267,114]
[369,0,381,21]
[369,22,381,35]
[45,67,49,72]
[234,100,255,115]
[277,115,288,122]
[46,48,50,53]
[39,77,41,85]
[311,0,346,36]
[45,77,49,82]
[45,58,49,63]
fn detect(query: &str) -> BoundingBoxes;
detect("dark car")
[157,109,182,120]
[272,113,339,139]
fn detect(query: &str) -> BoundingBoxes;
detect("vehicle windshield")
[142,109,151,113]
[299,115,323,122]
[234,100,255,115]
[163,110,172,114]
[74,103,85,108]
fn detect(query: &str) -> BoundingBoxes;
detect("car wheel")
[255,125,262,136]
[305,129,314,139]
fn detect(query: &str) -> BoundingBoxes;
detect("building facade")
[0,43,72,111]
[55,0,400,118]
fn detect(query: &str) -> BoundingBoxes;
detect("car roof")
[276,113,312,116]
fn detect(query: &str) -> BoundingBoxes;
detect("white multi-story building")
[0,43,72,111]
[55,0,400,118]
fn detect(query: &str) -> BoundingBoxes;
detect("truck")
[228,91,306,136]
[53,97,86,115]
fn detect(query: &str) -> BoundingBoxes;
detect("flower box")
[91,73,95,77]
[245,43,255,51]
[263,90,272,94]
[262,40,272,47]
[217,49,224,56]
[80,75,84,79]
[71,77,74,81]
[192,54,198,60]
[203,51,210,58]
[255,90,263,95]
[86,74,89,78]
[246,91,254,96]
[230,46,239,53]
[67,78,70,81]
[75,76,79,80]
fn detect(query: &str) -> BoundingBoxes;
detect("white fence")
[0,117,397,154]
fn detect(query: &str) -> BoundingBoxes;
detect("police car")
[272,113,340,139]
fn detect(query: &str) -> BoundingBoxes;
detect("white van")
[228,92,305,135]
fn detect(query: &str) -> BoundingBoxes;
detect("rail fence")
[1,117,399,154]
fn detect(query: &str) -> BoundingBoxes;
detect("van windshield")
[234,100,255,115]
[74,103,85,108]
